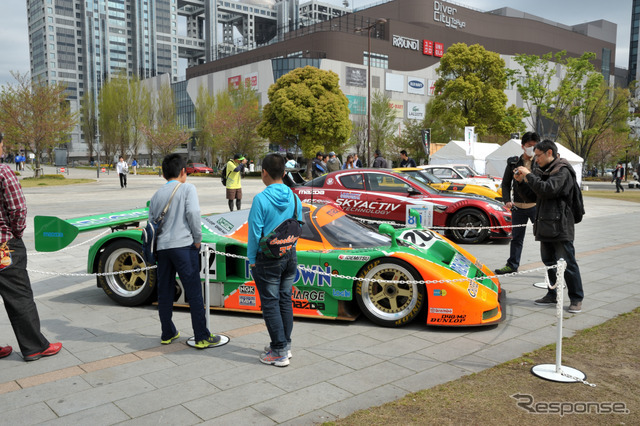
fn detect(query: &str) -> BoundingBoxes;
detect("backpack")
[142,183,182,264]
[259,198,304,259]
[220,164,228,186]
[566,167,585,224]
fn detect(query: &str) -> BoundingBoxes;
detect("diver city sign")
[433,0,466,29]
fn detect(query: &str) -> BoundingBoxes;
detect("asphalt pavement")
[0,165,638,424]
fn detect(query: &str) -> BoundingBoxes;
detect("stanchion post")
[204,244,210,331]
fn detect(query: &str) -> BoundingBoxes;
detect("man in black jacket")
[494,132,540,275]
[514,140,584,313]
[311,152,326,178]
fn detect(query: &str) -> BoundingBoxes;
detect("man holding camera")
[494,132,540,275]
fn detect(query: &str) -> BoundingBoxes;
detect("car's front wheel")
[355,259,425,327]
[449,208,490,244]
[96,239,157,306]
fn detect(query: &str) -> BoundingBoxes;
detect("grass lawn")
[20,176,95,187]
[583,189,640,203]
[327,308,640,425]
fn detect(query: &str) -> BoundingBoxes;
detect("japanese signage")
[244,72,258,88]
[346,95,366,115]
[346,67,367,87]
[428,79,437,96]
[388,100,404,118]
[228,75,241,89]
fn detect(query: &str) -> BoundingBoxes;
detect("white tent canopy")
[429,140,500,174]
[485,139,584,186]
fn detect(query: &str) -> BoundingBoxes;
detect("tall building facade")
[630,0,640,84]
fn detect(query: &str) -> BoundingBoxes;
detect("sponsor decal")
[406,204,434,228]
[293,264,333,287]
[298,189,324,195]
[326,178,335,185]
[333,289,351,298]
[430,314,466,323]
[338,254,370,261]
[216,217,235,233]
[42,232,64,238]
[293,300,325,310]
[467,280,479,298]
[238,285,255,295]
[75,211,147,226]
[239,295,256,306]
[339,192,361,200]
[433,1,466,29]
[292,289,325,301]
[433,289,447,296]
[336,198,402,216]
[429,307,453,314]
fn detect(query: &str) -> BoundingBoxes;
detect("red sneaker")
[0,345,12,359]
[24,342,62,362]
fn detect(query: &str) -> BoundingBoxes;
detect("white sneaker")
[263,345,292,359]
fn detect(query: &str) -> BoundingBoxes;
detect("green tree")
[349,115,367,165]
[0,72,77,174]
[390,118,426,164]
[432,43,526,138]
[194,86,217,165]
[140,83,190,162]
[207,82,263,164]
[258,66,351,176]
[514,52,631,161]
[128,75,151,159]
[370,91,396,164]
[98,72,130,164]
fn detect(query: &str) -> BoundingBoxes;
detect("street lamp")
[356,18,387,167]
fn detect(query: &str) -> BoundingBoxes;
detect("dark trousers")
[157,245,210,341]
[540,240,584,303]
[614,177,623,192]
[0,238,50,356]
[119,173,127,188]
[507,206,537,270]
[251,250,297,357]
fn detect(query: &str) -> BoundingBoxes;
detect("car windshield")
[454,165,479,177]
[405,170,444,185]
[314,208,390,248]
[303,175,326,187]
[401,174,440,194]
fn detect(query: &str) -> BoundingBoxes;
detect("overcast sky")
[0,0,631,86]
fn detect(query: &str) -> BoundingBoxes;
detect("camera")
[514,169,520,175]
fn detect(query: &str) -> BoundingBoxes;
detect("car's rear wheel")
[449,208,490,244]
[355,259,425,327]
[97,239,157,306]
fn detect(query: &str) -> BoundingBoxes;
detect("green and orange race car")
[34,203,505,328]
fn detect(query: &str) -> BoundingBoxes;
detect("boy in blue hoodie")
[248,153,302,367]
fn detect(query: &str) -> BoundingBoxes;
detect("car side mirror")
[378,223,398,248]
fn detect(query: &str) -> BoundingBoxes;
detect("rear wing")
[34,207,149,252]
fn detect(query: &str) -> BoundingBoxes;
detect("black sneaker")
[534,294,557,306]
[494,265,516,275]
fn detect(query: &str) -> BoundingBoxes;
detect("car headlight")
[487,203,506,212]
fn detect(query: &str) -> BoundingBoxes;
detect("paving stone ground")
[0,165,638,424]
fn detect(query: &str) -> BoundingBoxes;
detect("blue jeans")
[540,240,584,303]
[507,206,536,270]
[252,250,297,357]
[157,245,210,341]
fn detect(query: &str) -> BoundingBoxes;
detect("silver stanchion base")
[531,364,586,383]
[186,334,230,348]
[533,282,548,289]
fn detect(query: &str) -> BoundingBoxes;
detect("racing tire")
[96,239,157,306]
[355,259,425,327]
[449,208,490,244]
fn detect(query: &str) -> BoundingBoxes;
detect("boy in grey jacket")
[149,153,221,348]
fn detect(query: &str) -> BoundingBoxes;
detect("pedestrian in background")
[116,156,128,188]
[225,153,247,211]
[373,149,387,168]
[514,139,584,313]
[326,151,342,172]
[494,132,540,275]
[311,152,326,178]
[248,153,302,367]
[612,163,624,193]
[0,133,62,361]
[131,158,138,175]
[150,153,222,349]
[342,155,355,169]
[399,150,416,168]
[353,153,362,168]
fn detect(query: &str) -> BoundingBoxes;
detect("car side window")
[431,168,455,179]
[300,208,322,242]
[366,173,411,193]
[340,173,364,190]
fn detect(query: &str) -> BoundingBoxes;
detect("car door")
[364,172,411,222]
[333,172,368,217]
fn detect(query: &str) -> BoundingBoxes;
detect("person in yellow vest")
[226,153,248,211]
